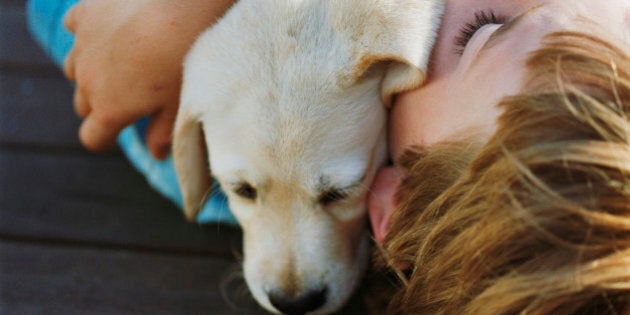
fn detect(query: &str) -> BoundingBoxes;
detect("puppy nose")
[268,287,327,315]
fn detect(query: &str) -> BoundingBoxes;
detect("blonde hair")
[378,32,630,314]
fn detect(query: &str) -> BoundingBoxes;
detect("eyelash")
[454,10,507,55]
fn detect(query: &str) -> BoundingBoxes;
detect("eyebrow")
[474,6,541,62]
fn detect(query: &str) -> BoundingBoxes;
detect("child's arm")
[63,0,234,159]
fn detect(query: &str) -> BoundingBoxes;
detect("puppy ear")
[344,0,443,107]
[172,106,210,221]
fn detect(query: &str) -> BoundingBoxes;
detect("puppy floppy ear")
[343,0,443,107]
[173,106,210,221]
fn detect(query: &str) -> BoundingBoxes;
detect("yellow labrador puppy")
[173,0,442,313]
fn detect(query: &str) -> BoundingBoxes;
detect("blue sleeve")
[26,0,78,67]
[25,0,237,225]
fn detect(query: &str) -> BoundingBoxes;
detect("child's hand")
[63,0,233,159]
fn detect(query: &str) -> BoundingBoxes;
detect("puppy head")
[175,75,386,314]
[173,0,442,313]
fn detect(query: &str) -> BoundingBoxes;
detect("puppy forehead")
[209,153,255,183]
[317,155,368,187]
[210,140,368,188]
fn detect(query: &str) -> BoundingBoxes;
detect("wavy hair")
[378,32,630,314]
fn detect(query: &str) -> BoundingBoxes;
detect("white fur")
[173,0,442,313]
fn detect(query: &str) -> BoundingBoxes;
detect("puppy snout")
[268,287,328,315]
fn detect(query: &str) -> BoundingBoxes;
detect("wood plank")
[0,71,80,148]
[0,0,80,148]
[1,0,27,9]
[0,239,267,315]
[0,148,242,255]
[0,4,57,70]
[0,239,374,314]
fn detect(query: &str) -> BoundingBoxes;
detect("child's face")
[369,0,630,243]
[390,0,629,163]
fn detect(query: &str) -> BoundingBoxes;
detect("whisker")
[220,263,263,312]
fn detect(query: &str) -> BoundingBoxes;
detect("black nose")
[268,287,327,315]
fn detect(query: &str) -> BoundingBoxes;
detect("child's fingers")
[62,1,83,33]
[62,48,76,81]
[73,89,91,118]
[146,106,178,160]
[78,111,127,153]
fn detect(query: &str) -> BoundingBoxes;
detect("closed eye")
[454,10,506,55]
[234,182,257,200]
[318,188,349,206]
[316,171,367,206]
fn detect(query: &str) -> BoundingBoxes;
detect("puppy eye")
[234,183,257,200]
[318,189,348,206]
